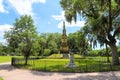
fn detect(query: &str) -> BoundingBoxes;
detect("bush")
[87,50,99,56]
[43,49,51,56]
[98,49,106,56]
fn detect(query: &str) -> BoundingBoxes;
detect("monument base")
[66,53,77,68]
[66,62,76,68]
[62,54,69,58]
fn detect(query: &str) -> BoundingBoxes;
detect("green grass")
[0,56,23,63]
[15,56,120,73]
[10,54,120,73]
[0,56,12,63]
[0,77,3,80]
[46,54,82,59]
[46,54,62,59]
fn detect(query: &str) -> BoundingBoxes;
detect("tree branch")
[113,27,120,38]
[112,7,120,20]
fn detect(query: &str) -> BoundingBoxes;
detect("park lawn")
[0,77,3,80]
[0,56,23,63]
[15,56,120,73]
[46,54,82,59]
[0,56,12,63]
[11,53,120,72]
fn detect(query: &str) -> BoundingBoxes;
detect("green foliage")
[43,49,51,56]
[60,0,120,65]
[36,32,61,56]
[0,43,10,56]
[4,15,37,56]
[117,46,120,56]
[4,15,37,65]
[87,50,99,56]
[68,31,90,55]
[98,49,106,56]
[98,48,112,56]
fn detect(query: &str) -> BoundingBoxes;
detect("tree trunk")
[25,56,28,65]
[24,51,30,65]
[109,44,119,65]
[106,44,110,63]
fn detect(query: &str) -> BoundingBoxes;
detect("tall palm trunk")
[109,43,119,65]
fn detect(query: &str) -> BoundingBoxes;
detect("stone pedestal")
[62,54,69,58]
[66,52,76,68]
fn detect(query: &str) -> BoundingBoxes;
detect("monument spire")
[63,21,66,35]
[60,21,69,58]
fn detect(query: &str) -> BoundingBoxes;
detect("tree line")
[0,15,90,64]
[0,0,120,65]
[0,14,90,57]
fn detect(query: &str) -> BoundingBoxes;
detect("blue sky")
[0,0,85,43]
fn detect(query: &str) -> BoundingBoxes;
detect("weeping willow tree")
[60,0,120,65]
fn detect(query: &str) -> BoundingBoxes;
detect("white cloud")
[52,11,65,21]
[58,21,85,28]
[0,0,8,13]
[52,11,85,28]
[0,24,13,36]
[8,0,46,15]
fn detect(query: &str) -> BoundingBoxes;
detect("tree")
[68,32,79,53]
[53,32,62,50]
[67,31,90,57]
[38,37,46,57]
[4,15,37,65]
[0,43,9,56]
[46,33,61,54]
[60,0,120,65]
[77,31,90,58]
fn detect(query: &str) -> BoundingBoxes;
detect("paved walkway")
[0,62,120,80]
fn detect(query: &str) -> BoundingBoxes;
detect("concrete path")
[0,62,120,80]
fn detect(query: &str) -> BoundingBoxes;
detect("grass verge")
[14,56,120,73]
[0,56,12,63]
[0,77,3,80]
[0,56,23,63]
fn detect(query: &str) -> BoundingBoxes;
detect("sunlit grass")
[10,54,120,72]
[0,77,3,80]
[46,54,82,59]
[0,56,23,63]
[15,57,120,73]
[0,56,12,63]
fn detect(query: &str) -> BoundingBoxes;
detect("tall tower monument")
[60,22,69,57]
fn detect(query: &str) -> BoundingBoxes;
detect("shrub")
[87,50,99,56]
[43,49,51,56]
